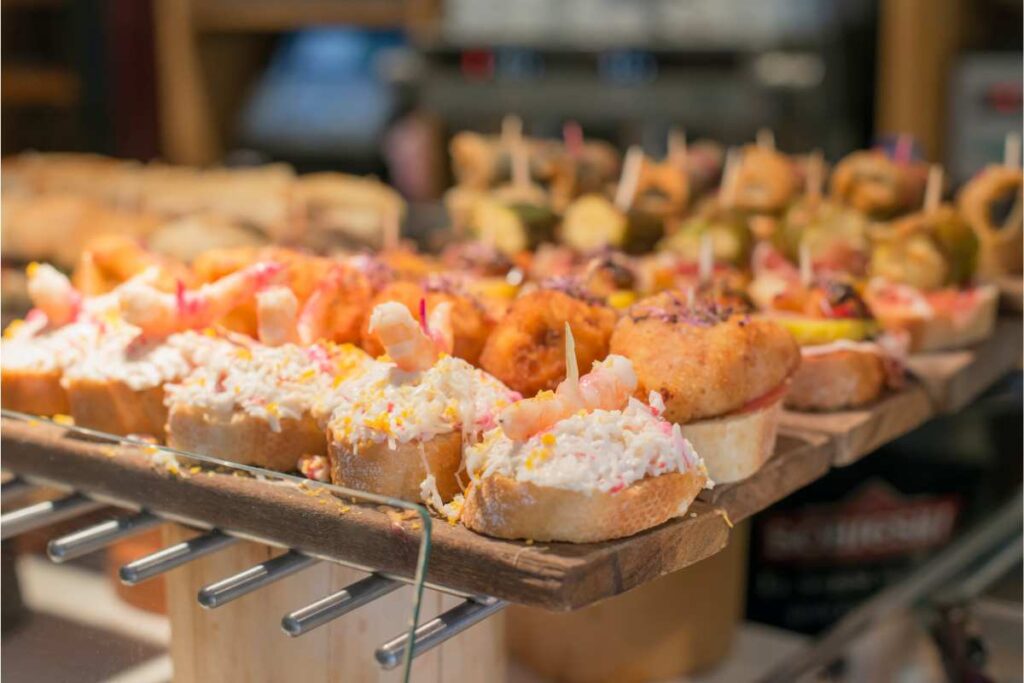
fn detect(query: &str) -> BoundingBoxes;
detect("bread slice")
[328,431,463,502]
[871,284,998,353]
[461,470,707,543]
[1,367,70,416]
[786,348,887,411]
[679,394,783,484]
[167,404,326,472]
[64,379,167,439]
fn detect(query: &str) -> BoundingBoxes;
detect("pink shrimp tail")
[418,298,429,334]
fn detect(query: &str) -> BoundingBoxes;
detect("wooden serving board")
[996,275,1022,313]
[1,418,736,611]
[906,317,1023,413]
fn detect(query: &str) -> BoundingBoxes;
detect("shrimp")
[295,262,372,345]
[366,300,453,372]
[498,324,637,441]
[256,286,299,346]
[119,261,284,337]
[27,262,81,327]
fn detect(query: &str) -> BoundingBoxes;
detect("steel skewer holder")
[198,551,320,609]
[119,530,238,584]
[48,511,162,562]
[376,597,508,669]
[0,492,104,541]
[282,574,403,636]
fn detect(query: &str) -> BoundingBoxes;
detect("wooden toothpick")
[806,149,825,199]
[1005,132,1021,169]
[799,240,812,287]
[924,164,943,212]
[668,127,688,166]
[756,128,775,151]
[718,147,740,208]
[698,231,714,285]
[614,146,644,213]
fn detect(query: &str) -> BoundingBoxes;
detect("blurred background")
[2,0,1021,196]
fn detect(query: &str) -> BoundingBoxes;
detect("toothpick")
[924,164,943,212]
[501,114,523,147]
[806,149,825,199]
[382,203,401,251]
[698,231,714,285]
[756,128,775,151]
[894,134,912,164]
[799,240,812,287]
[1005,132,1021,169]
[511,141,530,190]
[668,127,688,166]
[718,147,740,208]
[564,322,579,386]
[614,146,644,212]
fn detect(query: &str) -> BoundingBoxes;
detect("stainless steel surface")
[375,598,508,670]
[282,574,402,637]
[47,512,162,562]
[759,490,1024,683]
[0,493,104,541]
[119,530,238,585]
[199,551,319,609]
[0,476,34,504]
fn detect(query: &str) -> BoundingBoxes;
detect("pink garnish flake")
[418,298,429,334]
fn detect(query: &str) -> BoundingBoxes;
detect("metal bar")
[282,574,402,637]
[375,598,508,670]
[759,490,1023,683]
[119,530,238,585]
[199,551,319,609]
[47,511,162,563]
[0,493,103,541]
[0,476,34,503]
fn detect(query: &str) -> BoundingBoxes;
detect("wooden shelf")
[1,66,79,107]
[193,0,407,32]
[2,317,1020,610]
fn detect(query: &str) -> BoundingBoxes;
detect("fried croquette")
[359,279,493,365]
[610,291,800,423]
[479,289,617,397]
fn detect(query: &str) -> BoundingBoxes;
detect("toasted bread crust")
[679,395,782,484]
[868,284,998,352]
[786,349,886,411]
[1,367,70,416]
[65,378,167,439]
[461,470,706,543]
[328,431,463,502]
[166,404,326,471]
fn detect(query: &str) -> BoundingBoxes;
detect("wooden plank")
[997,276,1022,313]
[906,317,1023,413]
[779,384,934,466]
[193,0,407,31]
[0,418,729,611]
[699,432,833,523]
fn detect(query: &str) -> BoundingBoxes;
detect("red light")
[461,50,494,81]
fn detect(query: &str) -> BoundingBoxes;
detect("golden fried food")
[957,165,1023,276]
[732,146,801,215]
[830,150,926,218]
[72,234,192,295]
[869,205,978,290]
[610,291,800,423]
[479,288,617,397]
[359,279,493,365]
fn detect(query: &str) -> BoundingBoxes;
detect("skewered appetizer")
[480,282,617,397]
[773,197,870,278]
[830,149,927,219]
[610,292,800,483]
[461,337,709,543]
[866,205,997,352]
[957,164,1023,277]
[327,302,518,503]
[756,277,904,411]
[731,145,801,216]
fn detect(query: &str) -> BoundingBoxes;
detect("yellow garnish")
[189,466,202,475]
[26,262,40,278]
[266,402,279,416]
[3,319,26,339]
[332,375,346,388]
[541,433,556,447]
[608,290,636,310]
[364,412,392,433]
[52,414,74,426]
[774,316,878,345]
[298,368,317,382]
[203,327,219,338]
[234,347,253,361]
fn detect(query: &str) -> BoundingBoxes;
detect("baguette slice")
[328,432,463,502]
[65,379,167,439]
[167,404,325,471]
[1,367,70,416]
[868,284,998,353]
[679,394,782,484]
[786,348,887,411]
[462,470,706,543]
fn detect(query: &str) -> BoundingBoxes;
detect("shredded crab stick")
[118,261,284,337]
[26,263,83,327]
[498,324,638,441]
[366,300,453,372]
[256,286,299,346]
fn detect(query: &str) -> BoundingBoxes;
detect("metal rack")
[0,475,506,677]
